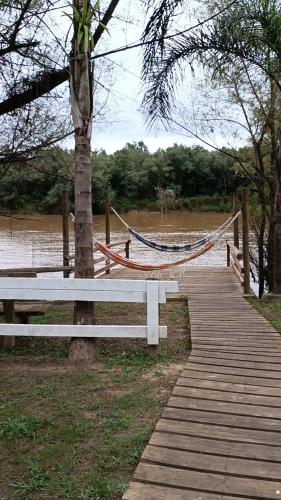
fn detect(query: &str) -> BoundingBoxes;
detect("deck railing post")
[62,190,70,278]
[105,192,111,274]
[227,243,230,267]
[233,192,239,249]
[242,188,251,294]
[125,240,130,259]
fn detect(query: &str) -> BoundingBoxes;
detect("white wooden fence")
[0,278,179,345]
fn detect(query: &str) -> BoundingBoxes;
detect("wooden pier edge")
[122,266,281,499]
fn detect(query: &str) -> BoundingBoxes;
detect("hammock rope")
[94,211,240,272]
[111,207,236,253]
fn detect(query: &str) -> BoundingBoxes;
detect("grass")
[248,297,281,333]
[12,461,49,497]
[0,415,51,441]
[0,300,190,499]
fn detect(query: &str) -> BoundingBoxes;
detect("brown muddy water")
[0,211,233,274]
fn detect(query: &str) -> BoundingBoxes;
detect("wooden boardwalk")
[121,266,281,499]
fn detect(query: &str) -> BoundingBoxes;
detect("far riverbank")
[0,194,232,216]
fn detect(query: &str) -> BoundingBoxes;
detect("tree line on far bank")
[0,142,248,215]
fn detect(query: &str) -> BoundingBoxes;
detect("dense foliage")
[0,142,246,214]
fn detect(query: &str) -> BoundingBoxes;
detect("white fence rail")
[0,278,179,345]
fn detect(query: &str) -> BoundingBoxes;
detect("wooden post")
[146,281,160,355]
[233,192,239,249]
[1,271,37,349]
[62,190,70,278]
[2,301,16,349]
[105,192,111,274]
[227,243,230,267]
[125,240,130,259]
[242,188,251,294]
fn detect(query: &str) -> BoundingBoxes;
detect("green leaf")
[62,11,73,20]
[86,7,94,25]
[94,1,100,11]
[72,5,81,22]
[84,25,89,53]
[82,0,88,23]
[77,24,84,52]
[99,22,110,34]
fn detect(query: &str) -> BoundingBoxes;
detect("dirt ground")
[0,300,190,499]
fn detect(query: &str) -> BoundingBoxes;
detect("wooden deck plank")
[143,445,281,479]
[123,482,248,499]
[157,417,281,444]
[134,463,281,499]
[173,385,281,407]
[192,345,281,354]
[188,355,281,370]
[190,350,281,363]
[183,363,281,378]
[180,368,281,386]
[162,406,281,431]
[150,431,281,461]
[168,395,281,418]
[122,266,281,499]
[176,376,281,395]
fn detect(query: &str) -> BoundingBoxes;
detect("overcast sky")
[63,1,247,154]
[90,1,209,153]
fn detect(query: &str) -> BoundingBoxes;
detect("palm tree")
[142,0,281,293]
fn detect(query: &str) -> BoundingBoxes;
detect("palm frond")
[142,0,281,124]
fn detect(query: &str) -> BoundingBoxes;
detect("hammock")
[94,211,240,272]
[111,207,236,253]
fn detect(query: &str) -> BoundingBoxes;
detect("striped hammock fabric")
[94,210,240,272]
[94,239,214,272]
[111,207,234,253]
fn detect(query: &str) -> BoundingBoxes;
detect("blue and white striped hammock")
[111,207,239,253]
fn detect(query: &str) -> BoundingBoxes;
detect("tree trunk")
[267,84,277,292]
[273,128,281,294]
[273,180,281,294]
[254,144,267,297]
[267,203,275,292]
[258,212,265,298]
[69,133,95,360]
[68,49,95,360]
[67,0,121,360]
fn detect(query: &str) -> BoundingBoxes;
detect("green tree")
[143,0,281,294]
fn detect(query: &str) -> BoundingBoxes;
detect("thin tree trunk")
[267,82,277,292]
[273,129,281,294]
[273,180,281,294]
[254,144,267,297]
[258,212,265,298]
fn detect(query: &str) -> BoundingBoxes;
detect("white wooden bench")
[0,278,179,345]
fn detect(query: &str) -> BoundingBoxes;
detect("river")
[0,211,233,273]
